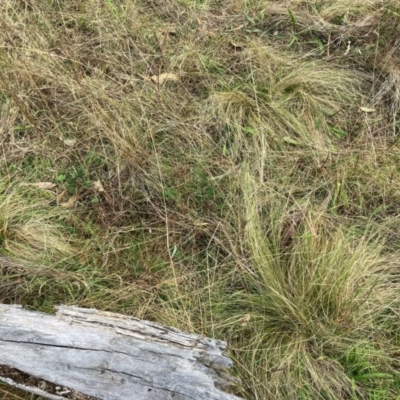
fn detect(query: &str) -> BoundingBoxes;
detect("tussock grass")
[0,182,75,263]
[206,43,365,156]
[1,0,400,399]
[263,0,400,116]
[224,171,400,398]
[0,179,89,309]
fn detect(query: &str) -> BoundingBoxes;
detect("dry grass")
[1,0,400,399]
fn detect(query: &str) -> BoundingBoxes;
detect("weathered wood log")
[0,305,244,400]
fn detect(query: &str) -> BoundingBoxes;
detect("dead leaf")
[359,107,376,113]
[135,279,152,288]
[238,314,251,326]
[63,139,77,146]
[230,41,246,49]
[59,137,77,146]
[32,182,56,189]
[150,72,179,84]
[159,24,177,34]
[21,182,56,190]
[56,190,66,205]
[230,24,245,32]
[93,180,105,192]
[156,276,185,288]
[281,205,307,247]
[283,136,302,145]
[155,24,177,42]
[60,194,78,208]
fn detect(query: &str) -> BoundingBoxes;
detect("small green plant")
[288,9,297,30]
[332,11,347,25]
[56,168,91,194]
[331,126,348,138]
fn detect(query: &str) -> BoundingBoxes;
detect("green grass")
[1,0,400,399]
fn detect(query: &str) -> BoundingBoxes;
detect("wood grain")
[0,305,243,400]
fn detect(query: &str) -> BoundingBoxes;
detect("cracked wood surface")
[0,305,243,400]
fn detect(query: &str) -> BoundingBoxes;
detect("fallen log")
[0,305,243,400]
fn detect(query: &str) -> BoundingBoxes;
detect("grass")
[1,0,400,399]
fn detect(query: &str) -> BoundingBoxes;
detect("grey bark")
[0,305,243,400]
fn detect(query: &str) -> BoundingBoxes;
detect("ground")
[1,1,400,399]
